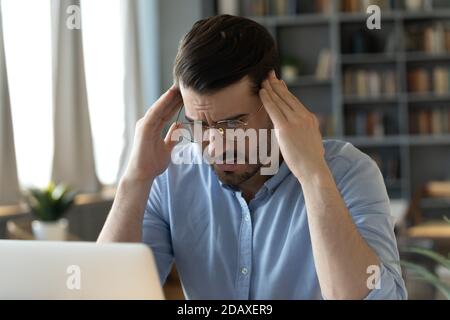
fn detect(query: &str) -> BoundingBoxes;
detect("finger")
[259,88,286,126]
[164,121,182,151]
[269,71,311,114]
[262,79,293,117]
[265,74,295,112]
[154,102,183,133]
[145,85,183,120]
[144,88,183,131]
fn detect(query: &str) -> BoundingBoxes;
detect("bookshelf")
[214,0,450,205]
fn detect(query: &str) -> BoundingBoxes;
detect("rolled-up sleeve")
[334,149,407,300]
[142,173,174,285]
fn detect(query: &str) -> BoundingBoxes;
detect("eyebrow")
[184,113,248,123]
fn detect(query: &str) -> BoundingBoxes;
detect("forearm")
[301,164,379,300]
[97,176,154,243]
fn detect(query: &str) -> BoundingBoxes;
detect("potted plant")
[25,182,77,241]
[281,56,302,83]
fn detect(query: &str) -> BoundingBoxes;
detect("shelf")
[405,52,450,62]
[386,180,404,189]
[343,134,450,146]
[407,92,450,103]
[407,134,450,145]
[338,11,397,23]
[248,9,450,26]
[234,3,450,202]
[401,9,450,21]
[285,76,331,87]
[249,14,330,27]
[343,93,450,105]
[341,53,398,65]
[343,95,399,105]
[344,135,404,147]
[421,197,450,209]
[338,9,450,23]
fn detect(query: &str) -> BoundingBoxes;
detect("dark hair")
[173,15,280,94]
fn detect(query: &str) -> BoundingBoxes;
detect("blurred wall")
[158,0,212,92]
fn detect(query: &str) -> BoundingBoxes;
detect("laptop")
[0,240,165,299]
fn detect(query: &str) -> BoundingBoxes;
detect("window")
[2,0,53,188]
[2,0,125,187]
[81,0,124,185]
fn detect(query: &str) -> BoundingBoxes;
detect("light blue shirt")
[143,139,407,299]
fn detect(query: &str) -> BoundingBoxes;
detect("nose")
[204,129,235,163]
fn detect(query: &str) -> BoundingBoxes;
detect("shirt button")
[244,214,250,222]
[241,267,248,275]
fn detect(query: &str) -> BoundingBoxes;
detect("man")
[99,15,407,300]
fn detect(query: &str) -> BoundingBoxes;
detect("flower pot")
[281,65,298,82]
[31,218,68,241]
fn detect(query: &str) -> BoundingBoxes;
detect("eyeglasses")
[175,104,264,143]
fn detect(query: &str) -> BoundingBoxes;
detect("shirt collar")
[263,160,291,192]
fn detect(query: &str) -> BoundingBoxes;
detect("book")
[343,70,354,96]
[367,71,381,97]
[410,108,450,135]
[342,0,392,13]
[433,66,449,95]
[383,70,397,96]
[418,109,431,134]
[217,0,240,15]
[315,49,332,80]
[356,70,368,97]
[343,69,397,98]
[407,22,450,54]
[408,68,430,93]
[442,108,450,133]
[315,0,332,14]
[431,108,443,134]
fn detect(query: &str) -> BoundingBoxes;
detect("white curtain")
[51,0,100,192]
[0,2,20,205]
[117,0,160,181]
[117,0,145,180]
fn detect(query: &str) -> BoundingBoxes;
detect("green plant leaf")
[400,261,450,299]
[403,247,450,270]
[25,183,77,222]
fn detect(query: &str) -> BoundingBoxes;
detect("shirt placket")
[235,192,253,299]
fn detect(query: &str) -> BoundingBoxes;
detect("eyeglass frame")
[175,103,265,142]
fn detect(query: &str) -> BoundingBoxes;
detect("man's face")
[179,77,273,187]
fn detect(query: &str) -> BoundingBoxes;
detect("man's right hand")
[123,85,183,183]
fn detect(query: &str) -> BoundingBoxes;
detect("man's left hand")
[259,70,327,183]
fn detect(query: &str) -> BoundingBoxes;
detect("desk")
[6,217,81,241]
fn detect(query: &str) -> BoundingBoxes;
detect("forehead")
[180,77,258,122]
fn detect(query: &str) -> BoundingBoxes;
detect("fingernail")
[270,70,276,78]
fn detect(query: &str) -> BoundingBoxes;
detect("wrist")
[121,167,158,185]
[119,173,155,191]
[294,160,333,188]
